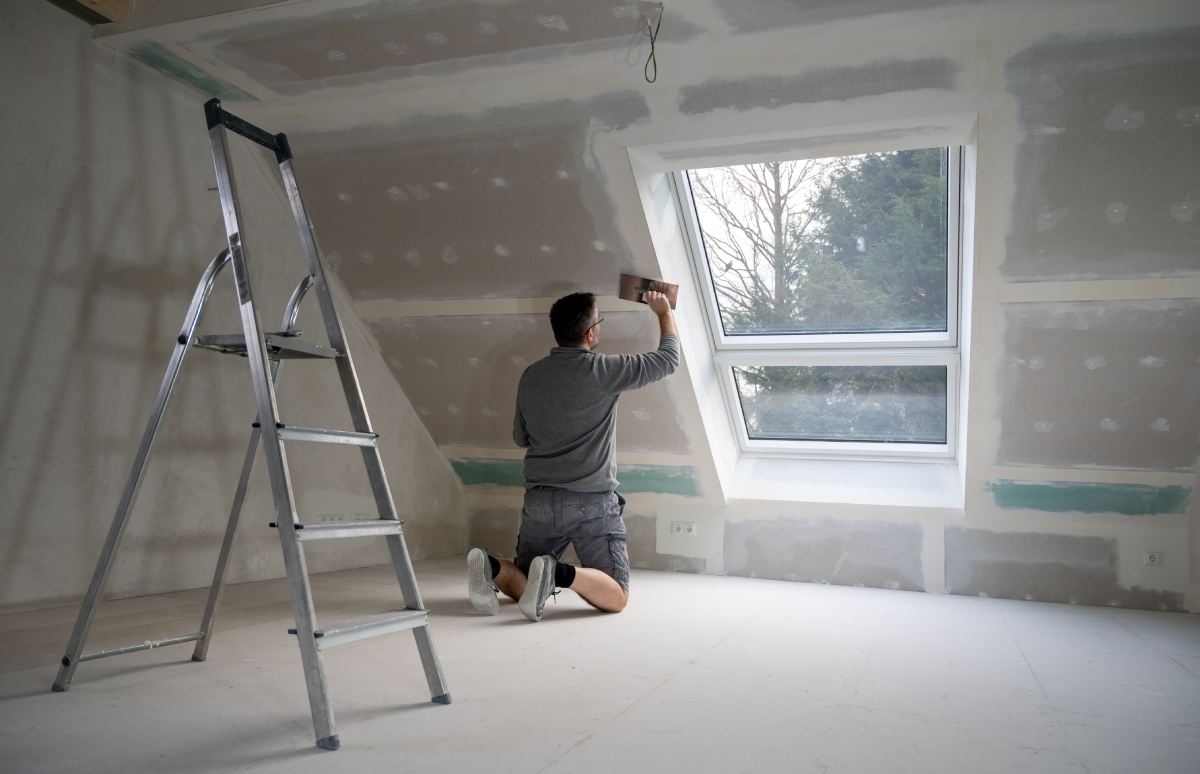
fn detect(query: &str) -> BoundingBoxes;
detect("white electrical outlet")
[1144,550,1164,567]
[670,520,697,536]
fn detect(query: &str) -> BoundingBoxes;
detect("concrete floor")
[2,558,1199,773]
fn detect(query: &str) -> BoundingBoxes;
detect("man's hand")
[644,290,672,316]
[644,290,678,338]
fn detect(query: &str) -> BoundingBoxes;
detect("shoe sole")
[467,548,498,616]
[519,557,553,622]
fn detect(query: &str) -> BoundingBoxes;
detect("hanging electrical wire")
[644,3,664,84]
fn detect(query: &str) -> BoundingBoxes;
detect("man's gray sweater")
[514,334,680,492]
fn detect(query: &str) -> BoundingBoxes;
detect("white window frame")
[670,146,963,461]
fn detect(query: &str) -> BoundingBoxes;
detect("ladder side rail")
[192,275,315,662]
[277,159,422,610]
[53,249,232,691]
[276,159,372,432]
[277,145,449,708]
[209,121,339,749]
[385,531,451,702]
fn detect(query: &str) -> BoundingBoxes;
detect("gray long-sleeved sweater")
[514,333,680,492]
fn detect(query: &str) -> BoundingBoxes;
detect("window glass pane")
[689,149,948,336]
[733,365,947,443]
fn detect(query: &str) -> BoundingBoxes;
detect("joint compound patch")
[533,15,570,32]
[987,480,1191,515]
[945,526,1184,610]
[1102,103,1145,131]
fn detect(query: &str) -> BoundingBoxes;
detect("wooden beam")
[76,0,132,23]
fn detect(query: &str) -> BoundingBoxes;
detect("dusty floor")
[1,557,1198,773]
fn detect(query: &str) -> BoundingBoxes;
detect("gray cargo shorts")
[515,486,630,589]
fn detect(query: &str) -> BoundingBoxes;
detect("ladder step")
[290,610,428,650]
[275,425,378,447]
[286,519,405,541]
[192,332,341,360]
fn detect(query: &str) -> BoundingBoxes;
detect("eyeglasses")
[585,316,604,333]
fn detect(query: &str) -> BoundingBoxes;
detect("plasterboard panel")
[724,516,925,591]
[367,311,691,453]
[1003,28,1200,279]
[293,93,649,301]
[945,527,1184,610]
[208,0,670,93]
[998,300,1200,471]
[678,58,958,115]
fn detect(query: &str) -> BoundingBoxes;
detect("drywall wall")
[1003,28,1200,280]
[366,311,689,452]
[23,0,1200,612]
[999,301,1200,470]
[0,0,465,611]
[945,527,1183,610]
[211,0,694,95]
[677,58,958,114]
[292,92,650,302]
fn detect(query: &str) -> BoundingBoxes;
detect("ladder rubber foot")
[51,682,67,693]
[432,693,452,705]
[191,655,206,662]
[316,735,341,751]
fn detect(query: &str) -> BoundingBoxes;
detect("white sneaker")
[519,555,557,622]
[466,548,498,616]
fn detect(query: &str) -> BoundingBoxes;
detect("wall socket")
[670,520,698,536]
[1144,550,1164,567]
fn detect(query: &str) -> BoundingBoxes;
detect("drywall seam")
[986,480,1192,516]
[156,38,276,102]
[922,514,947,593]
[355,295,644,319]
[449,458,703,497]
[127,40,257,100]
[988,466,1195,486]
[995,279,1200,303]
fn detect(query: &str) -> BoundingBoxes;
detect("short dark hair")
[549,292,597,346]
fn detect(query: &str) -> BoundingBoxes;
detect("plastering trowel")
[618,272,678,309]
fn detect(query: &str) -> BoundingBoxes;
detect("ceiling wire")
[644,3,664,84]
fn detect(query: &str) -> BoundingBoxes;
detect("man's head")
[549,292,601,348]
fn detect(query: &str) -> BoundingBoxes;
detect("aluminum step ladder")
[51,99,450,751]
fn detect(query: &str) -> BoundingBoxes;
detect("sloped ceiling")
[95,0,741,479]
[94,0,1200,502]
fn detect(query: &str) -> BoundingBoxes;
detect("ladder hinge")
[268,522,304,529]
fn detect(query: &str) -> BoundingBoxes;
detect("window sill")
[728,456,963,510]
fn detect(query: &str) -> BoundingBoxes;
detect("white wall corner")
[627,147,736,503]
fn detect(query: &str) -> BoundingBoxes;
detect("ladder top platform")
[193,333,341,360]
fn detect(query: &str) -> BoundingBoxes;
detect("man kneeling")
[466,289,679,620]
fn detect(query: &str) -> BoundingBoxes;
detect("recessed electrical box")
[1144,550,1164,567]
